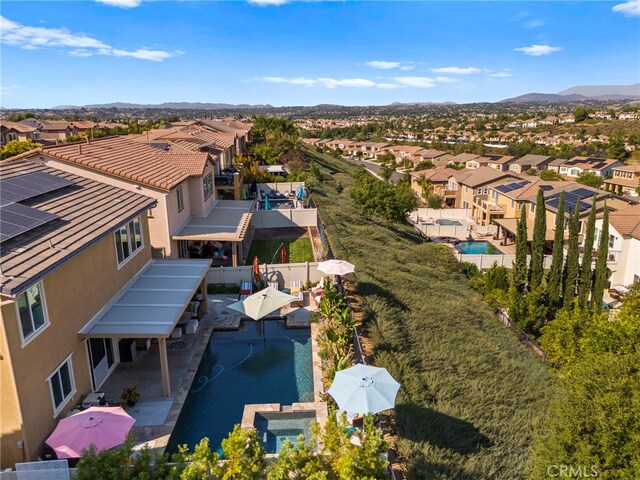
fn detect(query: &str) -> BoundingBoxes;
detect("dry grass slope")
[304,147,551,479]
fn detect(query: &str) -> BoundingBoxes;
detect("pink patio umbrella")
[46,406,136,459]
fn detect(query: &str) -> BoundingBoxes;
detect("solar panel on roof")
[0,172,74,206]
[0,203,58,243]
[540,185,553,191]
[593,162,606,169]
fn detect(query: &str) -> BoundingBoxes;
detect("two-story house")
[0,159,211,468]
[20,119,76,142]
[509,154,555,174]
[596,204,640,287]
[25,137,254,264]
[603,165,640,197]
[410,167,461,206]
[0,121,41,145]
[451,166,521,214]
[557,156,623,179]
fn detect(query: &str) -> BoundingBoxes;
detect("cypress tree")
[529,189,547,289]
[592,205,609,314]
[563,206,581,309]
[577,196,597,308]
[547,192,566,306]
[509,205,529,323]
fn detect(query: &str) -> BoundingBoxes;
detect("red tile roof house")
[508,155,555,174]
[410,167,462,205]
[0,121,41,145]
[23,137,253,265]
[558,156,624,179]
[20,119,76,142]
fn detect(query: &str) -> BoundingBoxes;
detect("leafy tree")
[266,434,326,480]
[1,140,41,159]
[547,192,566,308]
[563,207,581,309]
[485,262,509,292]
[377,152,395,164]
[577,198,597,309]
[413,160,434,171]
[539,169,564,181]
[211,425,265,480]
[573,105,590,122]
[576,171,603,189]
[529,189,547,289]
[606,132,631,161]
[509,206,529,324]
[380,164,395,182]
[426,193,443,209]
[591,206,609,314]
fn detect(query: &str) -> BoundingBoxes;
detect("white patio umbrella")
[227,286,297,320]
[328,363,400,414]
[317,259,356,276]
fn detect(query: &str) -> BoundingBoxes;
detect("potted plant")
[121,385,140,407]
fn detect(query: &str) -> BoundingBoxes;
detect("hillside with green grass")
[304,147,551,479]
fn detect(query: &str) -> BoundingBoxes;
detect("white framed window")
[47,354,76,417]
[476,188,482,195]
[483,187,488,195]
[510,199,515,209]
[608,234,615,249]
[530,203,536,214]
[177,186,184,212]
[594,227,600,245]
[464,186,469,194]
[115,216,143,267]
[492,190,498,203]
[33,132,41,141]
[16,282,49,346]
[203,173,214,200]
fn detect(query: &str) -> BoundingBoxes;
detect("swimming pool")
[166,320,313,453]
[456,241,499,254]
[254,411,316,453]
[436,219,463,226]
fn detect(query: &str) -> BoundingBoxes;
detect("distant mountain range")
[499,83,640,103]
[52,102,274,110]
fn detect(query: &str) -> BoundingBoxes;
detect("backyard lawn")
[303,146,551,479]
[245,237,314,265]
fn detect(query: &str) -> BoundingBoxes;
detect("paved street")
[341,156,404,183]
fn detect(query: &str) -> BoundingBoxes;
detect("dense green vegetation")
[245,237,314,265]
[303,146,550,479]
[1,140,42,159]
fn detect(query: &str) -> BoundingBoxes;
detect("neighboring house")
[410,167,461,205]
[618,112,638,121]
[451,166,521,214]
[509,154,555,174]
[20,119,76,141]
[596,204,640,286]
[70,121,99,135]
[546,157,568,173]
[449,153,480,167]
[466,154,513,171]
[557,156,623,178]
[418,149,454,166]
[603,165,640,197]
[0,159,210,469]
[24,137,253,263]
[0,121,41,145]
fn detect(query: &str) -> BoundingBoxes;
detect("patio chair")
[289,280,304,306]
[267,280,279,290]
[239,281,253,301]
[16,460,70,480]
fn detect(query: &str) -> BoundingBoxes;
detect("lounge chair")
[267,280,279,290]
[290,280,304,306]
[239,281,253,300]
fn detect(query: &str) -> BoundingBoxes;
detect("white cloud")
[612,0,640,16]
[0,16,176,61]
[524,19,545,28]
[515,44,562,56]
[394,76,436,88]
[431,66,482,75]
[365,60,401,69]
[95,0,143,7]
[489,70,513,78]
[377,83,403,90]
[317,78,376,88]
[248,0,290,5]
[259,76,376,88]
[399,65,414,71]
[435,76,459,83]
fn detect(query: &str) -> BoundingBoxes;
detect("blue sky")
[1,1,639,108]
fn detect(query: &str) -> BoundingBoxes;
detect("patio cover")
[172,200,254,242]
[79,259,211,339]
[492,217,559,242]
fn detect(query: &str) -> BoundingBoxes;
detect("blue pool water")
[436,219,463,226]
[166,320,313,453]
[456,241,497,254]
[254,411,316,453]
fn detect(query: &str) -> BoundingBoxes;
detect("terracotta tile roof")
[0,160,156,296]
[21,119,71,131]
[614,164,640,173]
[450,153,480,163]
[39,137,210,191]
[609,204,640,240]
[420,149,448,158]
[411,167,460,182]
[454,166,520,188]
[513,154,554,166]
[0,121,38,133]
[71,121,98,130]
